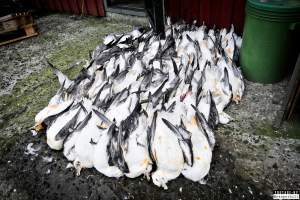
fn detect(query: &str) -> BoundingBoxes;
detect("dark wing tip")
[171,57,179,75]
[92,109,113,125]
[161,118,181,138]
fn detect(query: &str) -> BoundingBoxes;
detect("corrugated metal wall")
[28,0,105,17]
[165,0,246,34]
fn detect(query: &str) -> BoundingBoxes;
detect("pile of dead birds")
[34,19,244,189]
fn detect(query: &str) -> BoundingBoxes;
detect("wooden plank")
[0,12,31,21]
[282,53,300,122]
[0,22,38,46]
[24,25,36,35]
[0,14,16,22]
[0,32,38,46]
[0,25,18,35]
[287,85,300,120]
[0,13,33,34]
[0,22,35,35]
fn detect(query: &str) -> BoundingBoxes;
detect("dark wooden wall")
[27,0,105,17]
[164,0,246,34]
[25,0,245,33]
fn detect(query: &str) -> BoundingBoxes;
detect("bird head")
[33,121,45,132]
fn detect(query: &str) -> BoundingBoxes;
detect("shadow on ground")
[0,131,271,200]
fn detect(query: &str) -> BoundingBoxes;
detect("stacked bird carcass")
[34,19,244,189]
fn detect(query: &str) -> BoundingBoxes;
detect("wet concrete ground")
[0,14,299,200]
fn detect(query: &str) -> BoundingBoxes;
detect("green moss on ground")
[254,121,280,138]
[0,15,133,156]
[253,120,300,140]
[283,117,300,139]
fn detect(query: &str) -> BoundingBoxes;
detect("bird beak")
[191,115,197,125]
[33,122,45,132]
[97,122,108,129]
[233,95,241,104]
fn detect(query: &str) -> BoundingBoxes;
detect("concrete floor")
[0,13,299,200]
